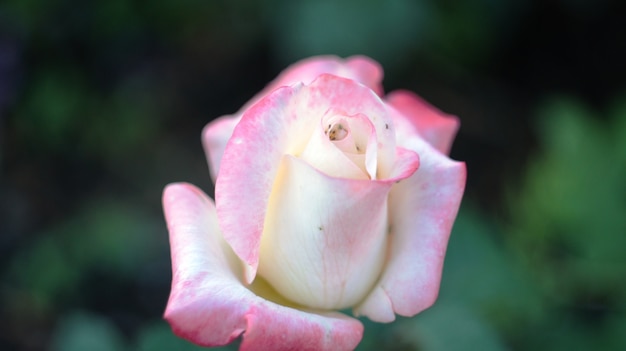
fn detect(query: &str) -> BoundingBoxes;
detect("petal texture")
[269,55,384,98]
[354,137,466,322]
[299,113,370,180]
[163,183,363,351]
[216,75,395,283]
[258,154,411,309]
[214,85,308,282]
[202,117,239,182]
[202,56,384,181]
[386,90,460,154]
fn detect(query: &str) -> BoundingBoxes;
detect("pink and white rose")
[162,56,466,350]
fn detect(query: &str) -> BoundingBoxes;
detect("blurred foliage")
[50,312,127,351]
[14,65,164,163]
[506,95,626,350]
[398,304,507,351]
[134,321,227,351]
[357,208,518,351]
[1,0,625,350]
[49,312,228,351]
[266,0,433,67]
[510,96,626,301]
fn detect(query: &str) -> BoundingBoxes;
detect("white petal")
[258,155,392,309]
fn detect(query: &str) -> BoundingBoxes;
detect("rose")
[162,56,466,351]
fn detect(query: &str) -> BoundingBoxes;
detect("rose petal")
[342,113,379,179]
[354,137,466,322]
[307,75,397,179]
[202,56,384,182]
[216,74,395,283]
[299,110,380,179]
[341,55,385,96]
[215,85,308,282]
[270,55,384,97]
[163,183,364,351]
[258,155,405,309]
[242,56,384,120]
[354,286,395,322]
[386,90,460,155]
[202,117,239,182]
[299,114,370,180]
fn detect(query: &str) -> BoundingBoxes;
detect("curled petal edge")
[163,182,364,351]
[354,138,467,322]
[386,90,460,155]
[202,55,384,182]
[271,55,384,97]
[202,117,239,182]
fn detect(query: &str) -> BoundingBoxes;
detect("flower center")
[326,123,348,141]
[297,110,377,180]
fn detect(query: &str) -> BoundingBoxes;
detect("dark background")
[1,1,625,350]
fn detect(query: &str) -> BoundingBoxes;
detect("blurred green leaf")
[5,199,165,309]
[608,91,626,163]
[440,207,544,331]
[50,311,127,351]
[396,304,507,351]
[64,200,164,274]
[506,96,626,349]
[356,318,417,351]
[524,311,626,351]
[510,96,626,299]
[6,235,81,308]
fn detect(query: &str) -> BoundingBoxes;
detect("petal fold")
[386,90,460,154]
[258,155,392,309]
[299,114,369,180]
[202,117,239,182]
[354,138,466,321]
[270,55,384,97]
[163,182,363,351]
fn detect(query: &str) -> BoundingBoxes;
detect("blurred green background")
[1,0,625,350]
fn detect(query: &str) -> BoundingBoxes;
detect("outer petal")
[216,75,394,283]
[299,115,369,180]
[269,55,384,97]
[163,183,363,351]
[386,90,460,155]
[354,137,466,322]
[202,56,384,181]
[258,150,418,310]
[202,117,239,182]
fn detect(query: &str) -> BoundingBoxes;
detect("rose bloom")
[162,56,466,351]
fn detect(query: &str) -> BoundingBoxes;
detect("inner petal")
[324,111,378,179]
[298,114,369,180]
[258,155,390,309]
[327,121,349,141]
